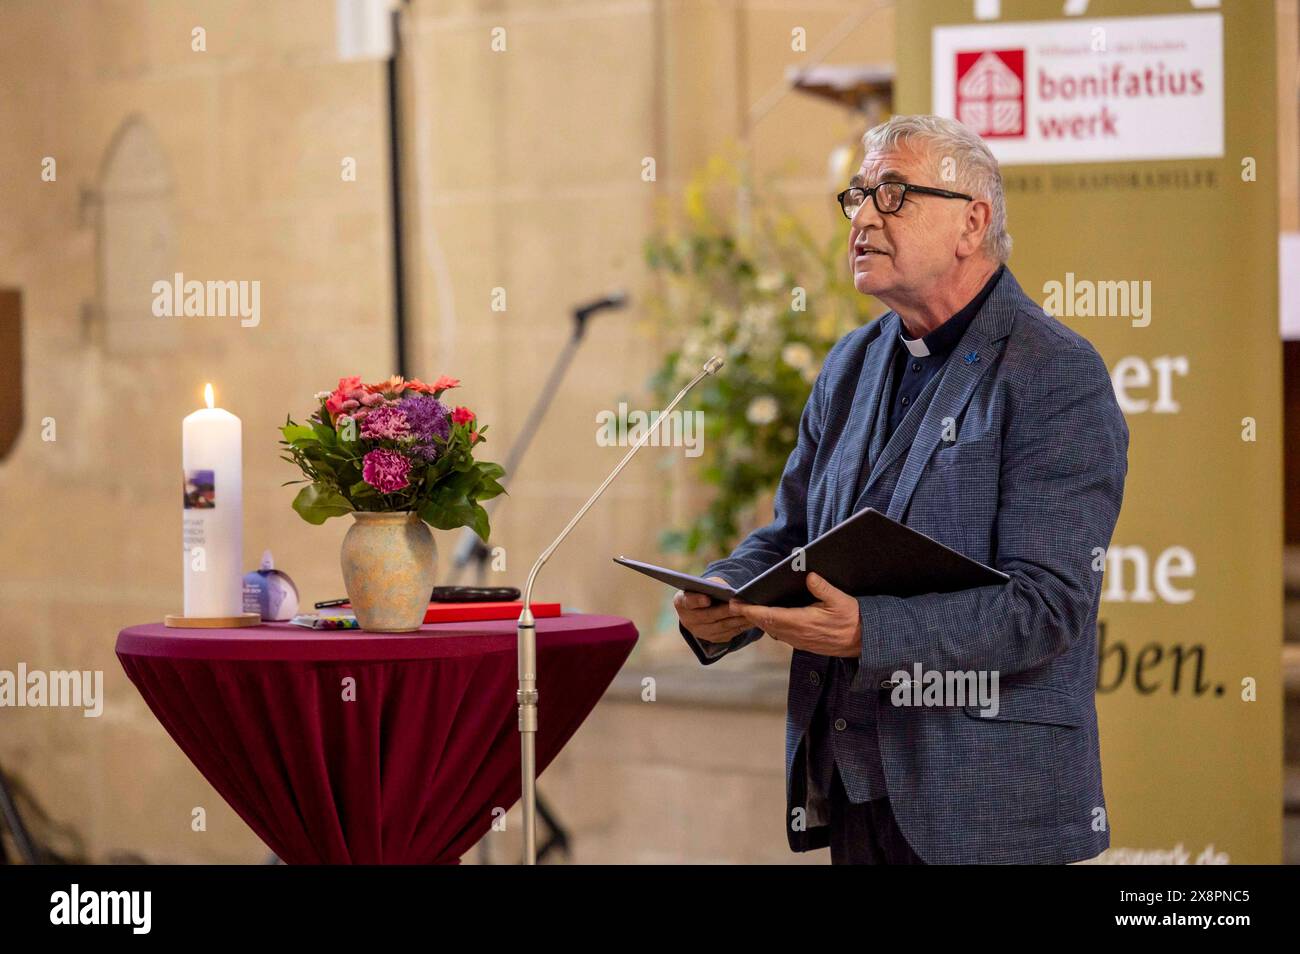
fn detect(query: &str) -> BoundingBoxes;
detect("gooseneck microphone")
[514,354,724,864]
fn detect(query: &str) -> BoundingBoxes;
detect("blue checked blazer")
[680,268,1128,864]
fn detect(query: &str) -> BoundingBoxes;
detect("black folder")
[614,506,1008,609]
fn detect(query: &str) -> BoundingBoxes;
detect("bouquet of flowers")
[279,374,504,539]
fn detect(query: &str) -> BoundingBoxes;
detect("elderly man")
[674,114,1128,865]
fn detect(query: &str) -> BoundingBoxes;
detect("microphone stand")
[447,296,624,585]
[515,355,724,865]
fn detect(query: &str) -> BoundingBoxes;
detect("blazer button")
[879,678,904,689]
[809,671,820,686]
[833,718,847,731]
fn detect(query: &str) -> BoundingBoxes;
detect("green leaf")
[418,494,476,532]
[291,484,354,525]
[470,504,491,541]
[475,477,506,502]
[281,424,318,444]
[311,422,339,447]
[442,468,477,496]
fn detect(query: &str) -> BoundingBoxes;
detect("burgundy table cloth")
[116,614,636,864]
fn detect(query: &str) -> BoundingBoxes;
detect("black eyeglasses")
[836,181,973,219]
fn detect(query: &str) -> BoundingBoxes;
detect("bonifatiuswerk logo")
[955,49,1026,138]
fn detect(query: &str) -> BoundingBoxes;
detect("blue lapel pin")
[963,350,979,364]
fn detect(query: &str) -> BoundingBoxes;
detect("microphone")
[572,291,628,338]
[514,354,724,864]
[448,290,630,576]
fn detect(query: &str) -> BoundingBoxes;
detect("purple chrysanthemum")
[397,395,451,461]
[359,404,411,441]
[362,448,412,493]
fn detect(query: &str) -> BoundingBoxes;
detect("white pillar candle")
[182,383,244,617]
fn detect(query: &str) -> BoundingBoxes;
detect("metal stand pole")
[0,766,39,864]
[515,356,723,864]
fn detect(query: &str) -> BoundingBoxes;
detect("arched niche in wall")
[96,116,179,354]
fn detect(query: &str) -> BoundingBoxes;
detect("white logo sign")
[932,13,1223,164]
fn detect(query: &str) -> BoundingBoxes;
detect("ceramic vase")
[340,512,435,632]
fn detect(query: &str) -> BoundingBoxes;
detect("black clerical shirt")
[882,265,1004,444]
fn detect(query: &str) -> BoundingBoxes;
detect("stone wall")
[0,0,894,863]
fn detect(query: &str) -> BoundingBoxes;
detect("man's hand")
[729,572,862,658]
[673,577,754,644]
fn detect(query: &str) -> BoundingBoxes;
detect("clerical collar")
[896,265,1004,360]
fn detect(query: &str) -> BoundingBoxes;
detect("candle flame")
[204,383,215,409]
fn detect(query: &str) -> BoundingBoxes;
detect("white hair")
[861,114,1012,263]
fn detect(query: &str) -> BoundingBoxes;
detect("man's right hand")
[673,577,754,644]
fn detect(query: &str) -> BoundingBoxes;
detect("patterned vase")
[340,512,436,632]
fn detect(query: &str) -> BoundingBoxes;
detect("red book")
[422,601,562,624]
[338,601,562,624]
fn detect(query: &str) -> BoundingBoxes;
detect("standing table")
[116,613,637,864]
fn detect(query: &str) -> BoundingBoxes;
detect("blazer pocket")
[962,684,1086,728]
[930,432,999,469]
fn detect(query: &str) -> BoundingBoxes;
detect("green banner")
[896,0,1281,863]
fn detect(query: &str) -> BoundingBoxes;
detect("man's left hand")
[729,572,862,658]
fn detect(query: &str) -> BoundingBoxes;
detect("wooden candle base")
[164,612,261,629]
